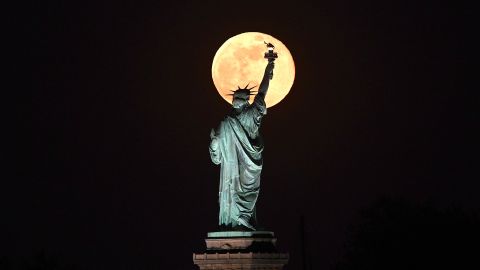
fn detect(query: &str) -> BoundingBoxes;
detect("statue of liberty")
[209,60,275,230]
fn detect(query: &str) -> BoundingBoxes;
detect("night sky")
[10,0,477,269]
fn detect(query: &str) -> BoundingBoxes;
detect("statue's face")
[232,97,248,109]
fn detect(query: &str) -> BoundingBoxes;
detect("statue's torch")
[264,42,278,80]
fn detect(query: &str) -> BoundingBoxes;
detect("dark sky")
[10,0,477,269]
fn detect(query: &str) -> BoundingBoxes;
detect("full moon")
[212,32,295,108]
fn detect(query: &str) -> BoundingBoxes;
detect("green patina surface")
[207,231,274,238]
[209,61,275,231]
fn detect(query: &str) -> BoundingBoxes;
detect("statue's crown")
[228,83,257,100]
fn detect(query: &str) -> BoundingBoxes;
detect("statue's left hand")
[210,129,217,140]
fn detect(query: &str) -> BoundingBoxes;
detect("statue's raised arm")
[256,61,275,100]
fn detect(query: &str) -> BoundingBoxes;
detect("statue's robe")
[209,95,267,228]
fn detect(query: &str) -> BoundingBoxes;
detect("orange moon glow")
[212,32,295,108]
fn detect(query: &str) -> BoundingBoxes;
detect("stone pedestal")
[193,231,288,270]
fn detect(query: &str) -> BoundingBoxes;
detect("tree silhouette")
[335,198,480,270]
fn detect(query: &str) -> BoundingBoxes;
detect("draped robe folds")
[209,95,267,228]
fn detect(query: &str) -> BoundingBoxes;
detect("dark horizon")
[9,0,478,269]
